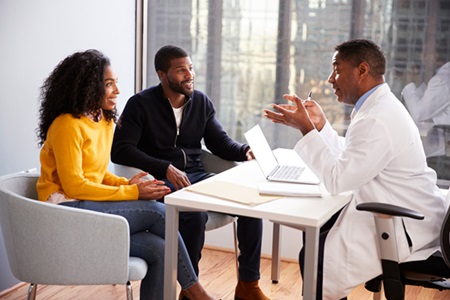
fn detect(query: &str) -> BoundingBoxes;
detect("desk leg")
[164,204,179,300]
[271,222,281,283]
[303,226,320,300]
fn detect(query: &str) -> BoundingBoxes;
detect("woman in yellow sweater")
[36,49,214,300]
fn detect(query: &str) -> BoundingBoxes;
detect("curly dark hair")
[36,49,117,147]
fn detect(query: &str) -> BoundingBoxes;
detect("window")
[141,0,450,186]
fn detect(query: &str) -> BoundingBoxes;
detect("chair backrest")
[114,147,238,178]
[0,173,131,285]
[0,172,39,199]
[200,147,238,174]
[114,163,155,181]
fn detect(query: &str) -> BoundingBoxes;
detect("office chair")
[356,199,450,300]
[0,172,148,300]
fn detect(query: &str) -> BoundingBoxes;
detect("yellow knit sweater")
[37,113,138,202]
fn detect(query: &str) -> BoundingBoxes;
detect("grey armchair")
[0,173,147,300]
[113,147,239,278]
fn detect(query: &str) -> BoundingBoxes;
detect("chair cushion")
[400,255,450,279]
[128,257,148,281]
[205,212,236,231]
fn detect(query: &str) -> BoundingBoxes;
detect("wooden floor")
[1,247,450,300]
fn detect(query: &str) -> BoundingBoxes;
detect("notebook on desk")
[244,124,320,185]
[258,182,322,197]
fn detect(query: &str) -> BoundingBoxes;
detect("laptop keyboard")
[271,165,305,180]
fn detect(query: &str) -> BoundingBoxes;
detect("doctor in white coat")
[402,61,450,157]
[264,39,447,299]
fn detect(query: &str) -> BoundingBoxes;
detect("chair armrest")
[356,202,424,220]
[434,124,450,131]
[356,202,425,264]
[114,163,155,181]
[0,191,130,285]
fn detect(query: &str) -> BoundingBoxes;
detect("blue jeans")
[60,200,198,299]
[163,171,263,281]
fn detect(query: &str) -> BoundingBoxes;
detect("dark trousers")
[162,171,263,281]
[299,209,346,300]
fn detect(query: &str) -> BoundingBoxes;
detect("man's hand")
[246,148,254,160]
[166,164,191,190]
[294,96,327,132]
[263,94,326,135]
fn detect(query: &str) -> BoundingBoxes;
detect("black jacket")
[111,84,248,179]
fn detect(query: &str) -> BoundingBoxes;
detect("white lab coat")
[294,83,447,299]
[402,61,450,157]
[403,62,450,125]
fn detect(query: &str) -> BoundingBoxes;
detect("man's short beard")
[167,78,193,96]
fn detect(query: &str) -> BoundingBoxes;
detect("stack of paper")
[258,182,322,197]
[186,181,281,206]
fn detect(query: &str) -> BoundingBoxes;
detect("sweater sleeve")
[40,116,139,201]
[103,170,130,186]
[202,98,249,161]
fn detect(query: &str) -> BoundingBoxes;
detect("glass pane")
[145,0,450,186]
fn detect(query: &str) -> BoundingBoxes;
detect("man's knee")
[180,211,208,230]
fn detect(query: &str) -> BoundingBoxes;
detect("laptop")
[244,124,320,185]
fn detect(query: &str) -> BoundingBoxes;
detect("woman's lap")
[60,200,166,235]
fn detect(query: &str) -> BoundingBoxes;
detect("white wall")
[0,0,136,291]
[0,0,136,175]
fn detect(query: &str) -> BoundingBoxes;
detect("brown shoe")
[234,280,270,300]
[179,291,189,300]
[183,282,214,300]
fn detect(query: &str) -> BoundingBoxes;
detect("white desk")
[164,149,352,299]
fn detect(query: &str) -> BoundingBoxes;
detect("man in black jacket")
[112,45,269,300]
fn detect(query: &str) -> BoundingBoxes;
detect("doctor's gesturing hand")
[263,93,327,135]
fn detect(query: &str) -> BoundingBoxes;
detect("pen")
[307,91,312,100]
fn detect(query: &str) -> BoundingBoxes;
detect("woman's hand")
[129,172,171,200]
[136,179,171,200]
[129,172,152,185]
